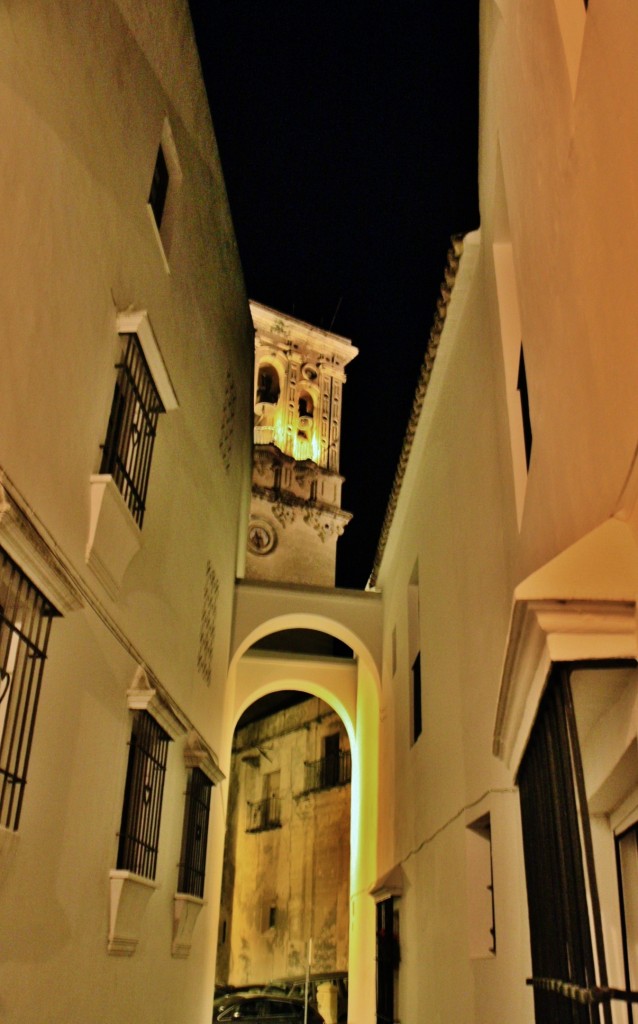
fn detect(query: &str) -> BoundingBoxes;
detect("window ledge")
[86,475,141,600]
[0,825,19,888]
[172,893,206,959]
[108,869,159,956]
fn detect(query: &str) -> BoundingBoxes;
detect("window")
[148,144,169,232]
[323,732,340,787]
[517,344,532,470]
[255,364,280,406]
[408,560,422,745]
[0,547,58,831]
[146,119,182,271]
[376,897,399,1024]
[493,149,529,526]
[304,737,351,792]
[246,770,281,832]
[178,767,212,898]
[100,332,165,528]
[517,668,603,1022]
[411,652,422,743]
[616,823,638,999]
[117,711,170,880]
[466,813,496,957]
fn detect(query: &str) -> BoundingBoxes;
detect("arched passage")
[222,592,383,1024]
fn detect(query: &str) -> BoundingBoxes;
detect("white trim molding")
[183,730,225,784]
[126,666,184,741]
[116,310,178,411]
[86,475,142,600]
[172,893,206,958]
[493,517,638,775]
[369,864,403,904]
[493,598,636,773]
[108,870,159,956]
[0,478,82,614]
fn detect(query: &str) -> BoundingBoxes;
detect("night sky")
[188,2,480,589]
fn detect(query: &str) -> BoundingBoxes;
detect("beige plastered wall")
[373,1,638,1021]
[0,3,252,1023]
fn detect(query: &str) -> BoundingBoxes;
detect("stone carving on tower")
[245,301,358,587]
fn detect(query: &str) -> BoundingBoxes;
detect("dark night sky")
[188,2,480,589]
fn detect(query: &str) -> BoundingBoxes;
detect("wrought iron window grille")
[117,711,170,880]
[246,793,281,832]
[178,768,212,898]
[303,750,351,793]
[0,547,58,831]
[100,332,165,528]
[526,977,638,1006]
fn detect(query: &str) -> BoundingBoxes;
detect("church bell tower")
[245,301,358,587]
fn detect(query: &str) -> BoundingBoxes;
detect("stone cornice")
[250,300,358,368]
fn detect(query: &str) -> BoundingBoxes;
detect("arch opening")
[216,683,353,1024]
[221,612,382,1024]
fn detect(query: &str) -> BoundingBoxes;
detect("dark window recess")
[117,711,170,880]
[323,733,340,786]
[0,548,58,831]
[268,905,277,929]
[304,747,351,792]
[246,793,281,832]
[517,344,533,470]
[178,767,212,898]
[100,333,164,528]
[376,897,399,1024]
[412,651,422,743]
[148,144,169,230]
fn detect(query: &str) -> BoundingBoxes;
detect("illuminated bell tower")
[246,301,358,587]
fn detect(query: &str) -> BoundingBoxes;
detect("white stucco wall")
[0,4,252,1023]
[372,2,638,1020]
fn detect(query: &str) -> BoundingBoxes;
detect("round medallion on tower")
[301,363,318,382]
[248,518,277,556]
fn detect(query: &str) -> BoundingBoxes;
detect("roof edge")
[367,233,466,589]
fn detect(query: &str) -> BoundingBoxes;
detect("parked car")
[269,973,348,1024]
[214,994,324,1024]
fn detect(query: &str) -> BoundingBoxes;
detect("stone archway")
[221,586,383,1024]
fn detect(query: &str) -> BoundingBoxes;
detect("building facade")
[246,302,357,588]
[4,1,638,1023]
[217,696,351,1021]
[0,4,252,1023]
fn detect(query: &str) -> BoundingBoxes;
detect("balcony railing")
[304,751,351,793]
[246,794,281,832]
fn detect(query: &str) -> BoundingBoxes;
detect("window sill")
[172,893,206,958]
[86,475,141,599]
[0,824,19,890]
[108,869,159,956]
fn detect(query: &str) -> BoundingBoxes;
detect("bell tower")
[246,301,358,587]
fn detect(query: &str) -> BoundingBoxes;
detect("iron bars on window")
[304,749,351,793]
[117,711,170,880]
[100,333,164,528]
[0,547,57,831]
[246,793,281,832]
[178,768,212,898]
